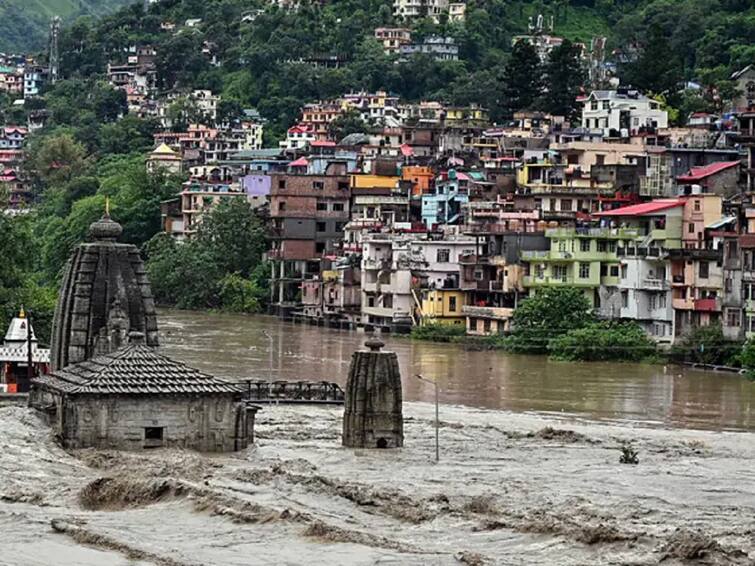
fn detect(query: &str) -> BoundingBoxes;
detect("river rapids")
[0,402,753,565]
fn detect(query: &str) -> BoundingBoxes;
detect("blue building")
[421,169,469,228]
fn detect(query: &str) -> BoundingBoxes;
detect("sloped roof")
[5,313,35,343]
[33,342,240,396]
[151,143,177,155]
[677,161,740,183]
[593,199,684,217]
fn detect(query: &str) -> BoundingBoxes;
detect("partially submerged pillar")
[342,337,403,448]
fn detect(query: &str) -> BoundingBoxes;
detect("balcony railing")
[642,278,670,290]
[694,298,721,312]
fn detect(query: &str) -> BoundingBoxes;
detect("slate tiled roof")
[33,344,241,396]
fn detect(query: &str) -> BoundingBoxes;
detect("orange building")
[401,166,434,196]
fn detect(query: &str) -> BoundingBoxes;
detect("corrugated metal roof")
[677,161,740,182]
[593,199,685,217]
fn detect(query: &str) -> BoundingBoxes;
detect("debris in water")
[455,550,488,565]
[619,444,640,465]
[303,519,419,553]
[462,494,499,515]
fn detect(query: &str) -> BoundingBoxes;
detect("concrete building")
[730,65,755,112]
[269,165,351,314]
[374,28,412,55]
[581,89,668,137]
[393,0,449,21]
[0,309,50,393]
[400,37,458,61]
[147,143,183,174]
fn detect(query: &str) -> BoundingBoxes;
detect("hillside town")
[1,23,755,349]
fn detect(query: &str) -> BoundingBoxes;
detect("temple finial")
[18,305,25,319]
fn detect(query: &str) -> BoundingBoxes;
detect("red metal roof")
[289,157,308,167]
[400,143,414,157]
[677,161,740,183]
[311,140,336,147]
[593,199,684,217]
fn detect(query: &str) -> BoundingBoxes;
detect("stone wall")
[49,394,250,452]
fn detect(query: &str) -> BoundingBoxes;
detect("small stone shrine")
[342,337,403,448]
[31,211,257,452]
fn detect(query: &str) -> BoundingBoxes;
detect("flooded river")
[158,309,755,432]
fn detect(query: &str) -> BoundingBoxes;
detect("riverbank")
[1,403,753,565]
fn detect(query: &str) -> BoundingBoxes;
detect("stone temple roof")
[34,340,240,396]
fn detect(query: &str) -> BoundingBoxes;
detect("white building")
[393,0,449,22]
[191,90,220,123]
[278,124,316,150]
[581,89,668,137]
[360,233,476,330]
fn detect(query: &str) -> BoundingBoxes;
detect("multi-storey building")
[581,88,668,137]
[521,226,637,313]
[374,28,412,55]
[393,0,449,21]
[400,36,459,61]
[269,163,351,315]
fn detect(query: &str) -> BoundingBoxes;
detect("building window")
[560,199,572,211]
[383,294,393,308]
[317,202,328,211]
[315,242,325,253]
[437,248,450,262]
[332,202,344,211]
[694,200,701,211]
[313,181,324,190]
[316,222,326,232]
[449,296,457,312]
[579,263,590,278]
[608,241,617,253]
[610,265,619,277]
[621,264,628,279]
[278,179,286,189]
[580,240,590,252]
[621,291,628,308]
[688,223,695,233]
[649,294,657,310]
[597,240,607,252]
[591,100,598,110]
[725,277,733,293]
[699,261,709,279]
[727,308,741,327]
[483,319,491,332]
[596,154,605,165]
[144,427,164,448]
[535,265,545,279]
[553,265,567,282]
[278,202,286,212]
[659,293,667,309]
[558,241,567,253]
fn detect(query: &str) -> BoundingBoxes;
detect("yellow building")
[420,289,467,325]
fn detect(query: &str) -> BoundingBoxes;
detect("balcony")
[462,305,513,320]
[694,298,721,312]
[545,227,639,240]
[642,278,670,290]
[672,297,694,310]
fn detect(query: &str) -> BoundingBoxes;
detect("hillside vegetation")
[0,0,131,52]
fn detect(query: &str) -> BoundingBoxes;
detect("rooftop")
[593,199,684,217]
[34,338,240,395]
[677,161,740,183]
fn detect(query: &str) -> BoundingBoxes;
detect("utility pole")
[26,308,33,392]
[415,374,439,463]
[48,17,60,84]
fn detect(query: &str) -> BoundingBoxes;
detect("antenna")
[48,16,60,84]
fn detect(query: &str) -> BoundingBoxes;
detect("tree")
[548,321,656,362]
[26,133,91,188]
[540,40,586,120]
[620,24,683,96]
[508,287,594,353]
[501,41,542,118]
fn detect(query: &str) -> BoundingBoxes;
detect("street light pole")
[415,374,439,463]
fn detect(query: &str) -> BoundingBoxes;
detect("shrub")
[548,321,657,362]
[670,324,741,365]
[410,321,466,342]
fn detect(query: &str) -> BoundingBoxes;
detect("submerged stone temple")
[31,212,257,452]
[342,337,403,448]
[50,211,158,371]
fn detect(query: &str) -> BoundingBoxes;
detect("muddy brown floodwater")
[158,309,755,432]
[1,309,753,565]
